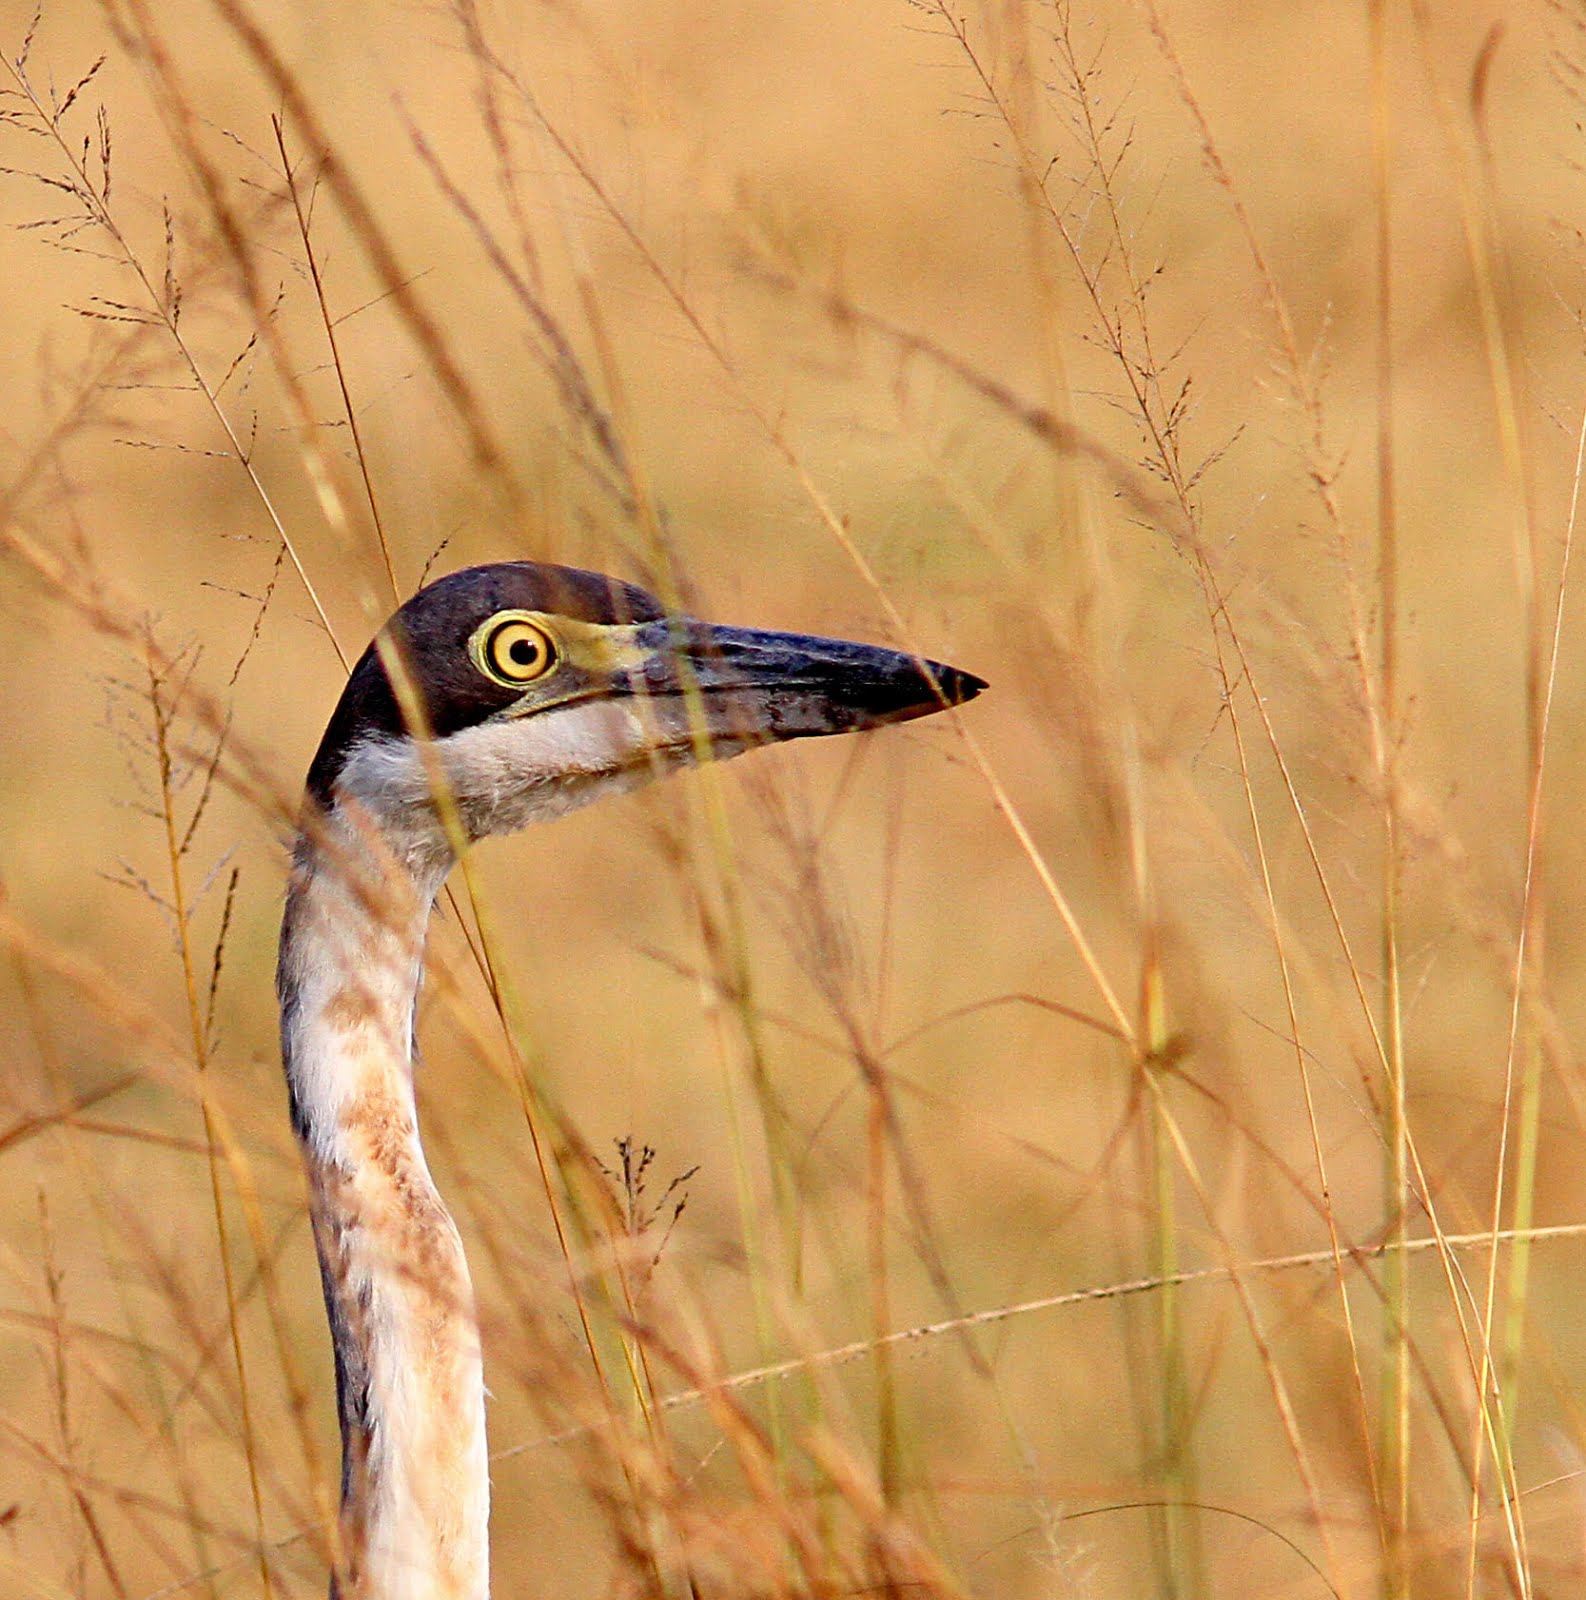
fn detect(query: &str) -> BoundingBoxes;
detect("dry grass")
[3,0,1586,1595]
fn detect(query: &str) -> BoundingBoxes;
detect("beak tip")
[872,658,985,727]
[946,666,987,704]
[926,660,985,709]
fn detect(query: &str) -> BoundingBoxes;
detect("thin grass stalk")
[697,985,805,1564]
[1472,39,1548,1582]
[38,1188,129,1600]
[599,1210,702,1600]
[1496,65,1586,1518]
[271,116,400,604]
[1366,11,1411,1589]
[1396,13,1536,1596]
[861,1091,901,1524]
[1379,823,1410,1600]
[1502,388,1586,1464]
[1503,1030,1543,1424]
[144,643,276,1600]
[1143,955,1195,1600]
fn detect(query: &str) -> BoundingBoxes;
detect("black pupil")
[507,634,539,669]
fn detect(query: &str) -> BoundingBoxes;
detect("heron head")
[303,561,984,862]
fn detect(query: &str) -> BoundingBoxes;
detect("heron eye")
[477,615,557,686]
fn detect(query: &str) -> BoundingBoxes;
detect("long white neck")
[278,811,487,1600]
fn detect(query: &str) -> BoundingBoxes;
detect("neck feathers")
[279,807,489,1600]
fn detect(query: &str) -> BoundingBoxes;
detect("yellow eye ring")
[473,613,558,686]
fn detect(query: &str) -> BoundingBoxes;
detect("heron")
[277,560,985,1598]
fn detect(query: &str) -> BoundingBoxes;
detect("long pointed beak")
[630,619,986,745]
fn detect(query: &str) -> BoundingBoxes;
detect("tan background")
[2,0,1584,1595]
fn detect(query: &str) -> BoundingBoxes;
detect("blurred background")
[1,0,1584,1595]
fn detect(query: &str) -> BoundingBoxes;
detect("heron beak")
[630,619,986,746]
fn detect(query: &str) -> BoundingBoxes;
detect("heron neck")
[277,813,488,1600]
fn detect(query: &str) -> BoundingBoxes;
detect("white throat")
[332,699,709,859]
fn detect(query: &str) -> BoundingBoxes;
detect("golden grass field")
[3,0,1585,1595]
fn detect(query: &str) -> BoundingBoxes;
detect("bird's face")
[304,561,984,861]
